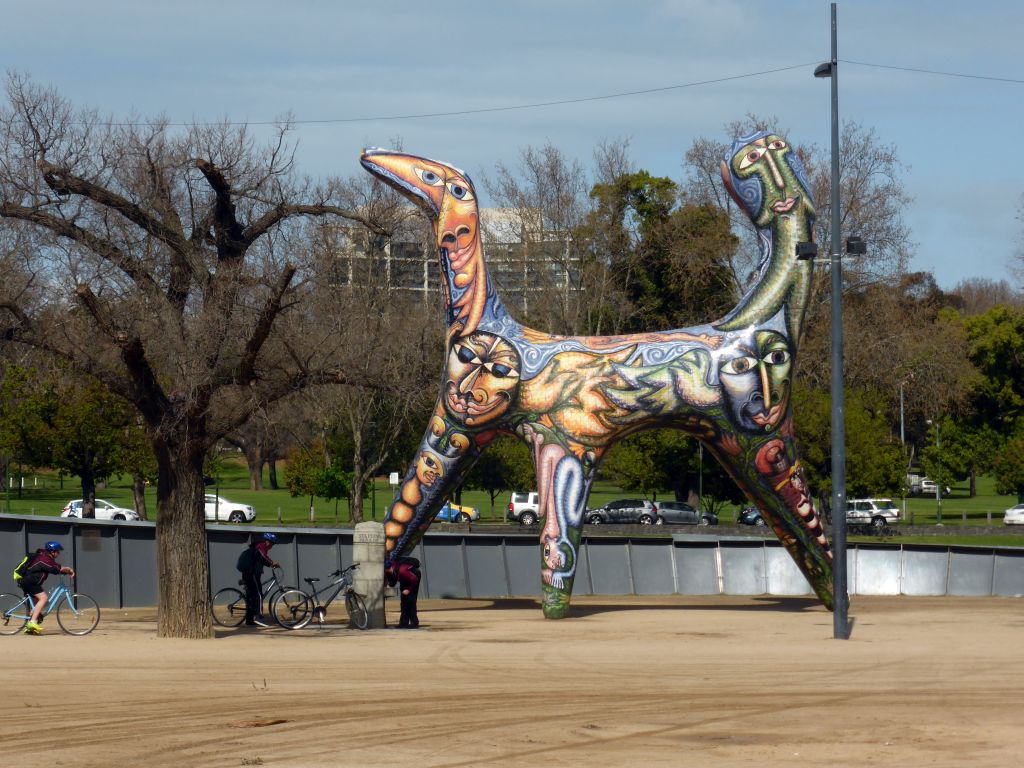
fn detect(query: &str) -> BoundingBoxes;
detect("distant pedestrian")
[386,556,421,628]
[237,533,279,627]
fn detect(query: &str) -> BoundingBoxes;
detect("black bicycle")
[271,564,368,630]
[211,566,293,628]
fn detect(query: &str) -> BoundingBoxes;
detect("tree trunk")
[266,450,279,490]
[154,438,214,639]
[350,466,365,524]
[244,441,264,491]
[969,469,977,498]
[81,466,96,518]
[132,473,148,520]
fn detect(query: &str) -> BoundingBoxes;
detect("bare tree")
[0,75,390,637]
[953,277,1023,316]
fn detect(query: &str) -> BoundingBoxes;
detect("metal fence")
[2,514,1022,607]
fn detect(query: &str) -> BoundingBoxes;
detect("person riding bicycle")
[19,542,75,635]
[385,556,421,629]
[238,533,280,628]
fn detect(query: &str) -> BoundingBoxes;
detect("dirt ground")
[1,595,1021,768]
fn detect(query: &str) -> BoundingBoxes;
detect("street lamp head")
[845,235,866,255]
[796,241,818,260]
[814,62,834,78]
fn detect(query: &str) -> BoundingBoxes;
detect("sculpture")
[361,132,833,618]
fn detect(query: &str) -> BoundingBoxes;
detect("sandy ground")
[1,595,1022,768]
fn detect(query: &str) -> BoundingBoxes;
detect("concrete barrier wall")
[2,514,1022,607]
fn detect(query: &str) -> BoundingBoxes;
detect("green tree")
[0,364,148,515]
[964,304,1024,434]
[920,419,999,498]
[585,172,737,333]
[463,435,534,516]
[992,433,1024,497]
[793,382,904,502]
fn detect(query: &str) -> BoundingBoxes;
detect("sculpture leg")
[530,435,595,619]
[713,432,834,608]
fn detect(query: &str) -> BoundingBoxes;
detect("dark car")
[585,499,658,525]
[737,507,766,526]
[656,501,717,526]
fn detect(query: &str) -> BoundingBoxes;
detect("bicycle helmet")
[44,541,64,552]
[262,532,277,543]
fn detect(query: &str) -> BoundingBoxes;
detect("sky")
[3,0,1022,289]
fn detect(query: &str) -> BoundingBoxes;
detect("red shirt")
[25,550,62,584]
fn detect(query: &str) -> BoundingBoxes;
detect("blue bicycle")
[0,576,100,635]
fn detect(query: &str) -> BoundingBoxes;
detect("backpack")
[12,552,34,583]
[236,546,257,572]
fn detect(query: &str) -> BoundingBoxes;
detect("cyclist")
[239,533,280,628]
[20,542,75,635]
[386,556,421,629]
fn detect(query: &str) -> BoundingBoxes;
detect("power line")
[103,59,1024,129]
[112,62,819,128]
[841,59,1024,85]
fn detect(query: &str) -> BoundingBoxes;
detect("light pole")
[899,379,908,523]
[814,1,851,641]
[926,419,943,525]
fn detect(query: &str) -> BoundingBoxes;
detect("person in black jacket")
[239,533,280,627]
[385,556,421,628]
[21,542,75,635]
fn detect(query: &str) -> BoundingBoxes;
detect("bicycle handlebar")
[329,563,359,578]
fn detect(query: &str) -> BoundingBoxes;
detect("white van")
[507,492,540,525]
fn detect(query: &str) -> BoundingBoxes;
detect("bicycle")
[271,563,368,630]
[0,576,100,636]
[211,566,293,628]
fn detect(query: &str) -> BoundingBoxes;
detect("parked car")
[655,501,717,526]
[61,499,139,521]
[916,478,951,496]
[507,491,540,525]
[204,494,255,523]
[585,499,658,525]
[435,502,480,523]
[846,498,900,528]
[1004,503,1024,525]
[737,507,766,526]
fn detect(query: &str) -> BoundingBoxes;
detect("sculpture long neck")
[434,206,515,336]
[714,209,814,343]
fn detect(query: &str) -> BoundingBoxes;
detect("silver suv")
[507,492,540,525]
[585,499,658,525]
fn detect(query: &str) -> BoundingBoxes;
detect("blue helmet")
[44,541,63,552]
[262,533,277,543]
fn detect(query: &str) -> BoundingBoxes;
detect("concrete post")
[352,521,386,628]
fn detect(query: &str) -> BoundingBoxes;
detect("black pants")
[242,570,263,622]
[399,568,420,628]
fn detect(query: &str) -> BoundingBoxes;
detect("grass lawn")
[3,458,1023,548]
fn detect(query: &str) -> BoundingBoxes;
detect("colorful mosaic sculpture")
[361,132,833,617]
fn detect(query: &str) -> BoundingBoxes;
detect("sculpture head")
[361,149,488,336]
[720,131,814,228]
[717,330,793,432]
[444,331,521,427]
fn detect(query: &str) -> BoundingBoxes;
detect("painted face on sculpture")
[724,133,811,227]
[719,331,792,432]
[415,450,445,487]
[444,332,521,426]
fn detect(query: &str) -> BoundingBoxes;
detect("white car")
[61,499,140,521]
[846,498,900,528]
[1004,504,1024,526]
[204,494,256,523]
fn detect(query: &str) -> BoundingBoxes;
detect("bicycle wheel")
[272,589,312,630]
[211,587,246,628]
[56,593,100,635]
[0,593,28,635]
[345,592,369,630]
